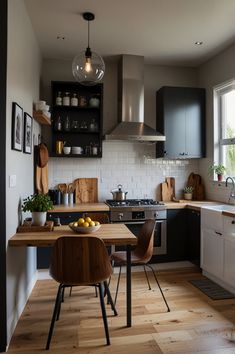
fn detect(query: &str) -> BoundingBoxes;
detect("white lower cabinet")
[224,237,235,285]
[201,209,235,294]
[201,228,223,278]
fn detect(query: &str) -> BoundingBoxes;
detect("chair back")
[82,213,110,224]
[50,236,113,285]
[133,219,155,263]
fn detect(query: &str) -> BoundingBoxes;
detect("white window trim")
[213,78,235,180]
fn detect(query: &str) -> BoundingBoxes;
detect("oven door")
[124,220,167,255]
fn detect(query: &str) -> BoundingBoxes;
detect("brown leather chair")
[111,219,170,312]
[46,236,117,350]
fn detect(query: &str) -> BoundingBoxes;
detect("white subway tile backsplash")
[48,142,199,201]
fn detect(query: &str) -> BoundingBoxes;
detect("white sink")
[202,204,235,212]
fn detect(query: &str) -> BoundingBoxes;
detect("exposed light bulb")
[85,57,92,72]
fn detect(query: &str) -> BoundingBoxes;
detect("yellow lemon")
[94,221,100,226]
[85,216,91,223]
[73,222,78,227]
[78,218,85,226]
[89,221,95,227]
[83,221,89,228]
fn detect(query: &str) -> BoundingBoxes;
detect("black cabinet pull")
[231,220,235,224]
[215,231,222,236]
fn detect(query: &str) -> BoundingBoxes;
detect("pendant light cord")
[87,19,90,49]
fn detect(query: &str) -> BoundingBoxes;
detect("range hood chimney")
[105,54,165,142]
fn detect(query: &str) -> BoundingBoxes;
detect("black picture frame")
[23,112,33,154]
[11,102,23,151]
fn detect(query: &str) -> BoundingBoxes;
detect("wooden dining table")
[8,223,137,327]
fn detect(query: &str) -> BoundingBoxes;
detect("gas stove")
[105,199,166,222]
[106,199,165,208]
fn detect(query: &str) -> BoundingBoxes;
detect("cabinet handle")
[179,152,184,156]
[231,220,235,224]
[215,231,222,236]
[184,152,188,155]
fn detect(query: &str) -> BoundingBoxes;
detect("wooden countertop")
[164,200,225,211]
[8,224,137,247]
[47,201,235,217]
[49,203,109,213]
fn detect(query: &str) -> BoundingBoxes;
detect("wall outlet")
[9,175,16,188]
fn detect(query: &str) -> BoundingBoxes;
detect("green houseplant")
[183,186,194,200]
[208,164,226,182]
[22,194,53,226]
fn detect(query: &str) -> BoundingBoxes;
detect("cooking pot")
[111,184,128,201]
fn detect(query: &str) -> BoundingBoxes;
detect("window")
[214,80,235,177]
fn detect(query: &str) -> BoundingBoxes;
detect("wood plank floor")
[6,266,235,353]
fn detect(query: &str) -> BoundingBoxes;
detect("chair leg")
[69,286,72,297]
[95,286,98,297]
[114,266,122,306]
[104,281,118,316]
[147,264,170,312]
[98,282,110,345]
[143,265,151,290]
[46,284,64,350]
[56,287,64,321]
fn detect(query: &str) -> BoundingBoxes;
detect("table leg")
[126,244,131,327]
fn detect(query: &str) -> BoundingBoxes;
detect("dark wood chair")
[46,236,117,350]
[69,212,110,297]
[111,219,170,312]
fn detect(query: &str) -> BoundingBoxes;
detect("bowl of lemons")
[69,216,101,234]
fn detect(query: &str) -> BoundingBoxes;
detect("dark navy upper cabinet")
[156,86,206,159]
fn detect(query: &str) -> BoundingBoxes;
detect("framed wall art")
[11,102,23,151]
[23,112,33,154]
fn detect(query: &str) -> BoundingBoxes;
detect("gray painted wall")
[6,0,41,343]
[198,43,235,202]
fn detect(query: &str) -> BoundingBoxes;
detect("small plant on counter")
[22,194,53,226]
[183,186,194,194]
[208,164,226,181]
[183,186,194,200]
[22,194,53,212]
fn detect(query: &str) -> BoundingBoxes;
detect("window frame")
[213,79,235,178]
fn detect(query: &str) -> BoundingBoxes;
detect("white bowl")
[69,223,101,234]
[63,147,71,154]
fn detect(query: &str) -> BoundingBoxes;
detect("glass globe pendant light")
[72,12,105,86]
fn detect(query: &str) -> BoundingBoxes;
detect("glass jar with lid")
[71,93,78,106]
[54,116,62,131]
[63,116,70,131]
[56,91,62,106]
[62,92,70,106]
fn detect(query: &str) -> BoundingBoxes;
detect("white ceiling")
[24,0,235,67]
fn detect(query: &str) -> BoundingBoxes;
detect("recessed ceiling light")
[195,41,203,45]
[57,36,65,40]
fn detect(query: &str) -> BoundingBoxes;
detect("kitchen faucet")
[225,176,235,199]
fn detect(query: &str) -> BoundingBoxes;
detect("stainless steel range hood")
[105,55,165,142]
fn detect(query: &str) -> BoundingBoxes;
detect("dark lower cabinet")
[166,209,187,261]
[186,209,201,266]
[37,211,109,269]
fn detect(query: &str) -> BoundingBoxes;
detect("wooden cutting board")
[187,172,205,200]
[74,178,98,204]
[161,177,175,201]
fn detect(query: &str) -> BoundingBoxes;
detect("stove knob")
[118,213,124,220]
[154,212,158,218]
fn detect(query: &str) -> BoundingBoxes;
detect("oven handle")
[123,220,166,225]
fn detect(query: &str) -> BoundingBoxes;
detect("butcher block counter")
[49,202,109,213]
[164,200,225,211]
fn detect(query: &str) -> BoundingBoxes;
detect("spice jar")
[63,116,70,131]
[56,91,62,106]
[54,116,62,131]
[79,96,87,107]
[62,92,70,106]
[71,93,78,106]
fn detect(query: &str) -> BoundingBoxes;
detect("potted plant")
[208,164,226,182]
[183,186,194,200]
[22,194,53,226]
